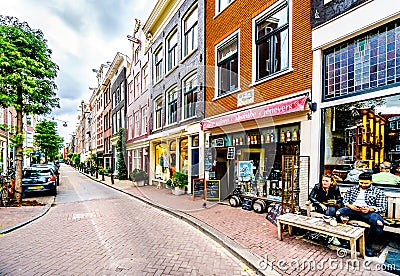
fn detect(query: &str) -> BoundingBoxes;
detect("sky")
[1,0,157,145]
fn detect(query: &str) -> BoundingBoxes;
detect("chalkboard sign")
[192,178,205,200]
[205,180,220,201]
[204,148,213,171]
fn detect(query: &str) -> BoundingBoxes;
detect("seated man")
[372,161,400,185]
[336,172,387,257]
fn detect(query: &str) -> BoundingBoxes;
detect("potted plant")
[130,168,148,186]
[98,168,108,181]
[171,171,188,195]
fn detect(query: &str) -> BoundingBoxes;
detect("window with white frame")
[167,30,178,72]
[154,46,163,82]
[154,96,163,130]
[141,106,147,135]
[255,0,289,80]
[121,82,125,100]
[217,0,234,13]
[135,73,140,99]
[128,115,133,139]
[142,64,149,92]
[134,46,140,64]
[183,73,198,119]
[134,111,140,137]
[128,81,133,104]
[167,86,178,125]
[133,149,141,169]
[183,6,198,57]
[217,33,239,96]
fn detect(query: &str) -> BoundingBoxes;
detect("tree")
[0,16,59,202]
[34,120,63,163]
[116,128,127,180]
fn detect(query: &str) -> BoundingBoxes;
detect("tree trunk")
[15,106,23,203]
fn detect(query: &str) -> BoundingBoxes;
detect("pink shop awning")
[202,95,308,130]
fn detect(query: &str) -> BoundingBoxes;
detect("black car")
[22,167,57,196]
[31,163,60,185]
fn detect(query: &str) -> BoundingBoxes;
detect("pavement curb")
[80,170,277,276]
[0,197,55,235]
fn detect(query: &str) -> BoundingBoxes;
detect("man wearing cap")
[372,161,400,185]
[336,172,387,257]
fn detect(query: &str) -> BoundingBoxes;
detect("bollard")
[110,174,114,185]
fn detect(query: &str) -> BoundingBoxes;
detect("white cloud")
[1,0,156,144]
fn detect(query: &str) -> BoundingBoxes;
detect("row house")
[126,19,151,175]
[143,0,206,190]
[311,0,400,184]
[203,0,313,204]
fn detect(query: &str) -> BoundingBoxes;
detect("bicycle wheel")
[1,188,7,207]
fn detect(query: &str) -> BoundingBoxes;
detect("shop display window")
[322,93,400,184]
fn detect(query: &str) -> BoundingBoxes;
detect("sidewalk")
[1,169,398,275]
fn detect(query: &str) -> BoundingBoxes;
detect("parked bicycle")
[0,170,16,207]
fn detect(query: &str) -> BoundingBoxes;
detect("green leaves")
[0,16,59,114]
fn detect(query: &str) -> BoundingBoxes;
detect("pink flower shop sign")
[202,95,308,130]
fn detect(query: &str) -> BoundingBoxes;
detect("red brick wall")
[205,0,312,117]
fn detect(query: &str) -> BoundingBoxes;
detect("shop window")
[255,0,289,81]
[183,72,198,119]
[322,93,400,182]
[323,20,400,101]
[217,33,239,96]
[180,139,188,174]
[183,5,198,57]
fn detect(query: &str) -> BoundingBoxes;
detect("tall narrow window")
[154,47,163,82]
[141,106,148,135]
[134,112,140,137]
[154,96,163,130]
[134,73,140,99]
[183,73,198,119]
[217,34,239,96]
[255,1,289,80]
[167,87,178,125]
[183,6,198,57]
[128,115,133,139]
[167,30,178,72]
[142,64,149,92]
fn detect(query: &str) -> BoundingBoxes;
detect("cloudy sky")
[1,0,156,144]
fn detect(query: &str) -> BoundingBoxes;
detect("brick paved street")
[0,166,256,275]
[0,164,397,275]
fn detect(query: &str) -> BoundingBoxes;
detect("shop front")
[149,124,203,193]
[202,94,312,211]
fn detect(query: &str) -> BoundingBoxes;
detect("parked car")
[22,167,57,196]
[31,163,60,185]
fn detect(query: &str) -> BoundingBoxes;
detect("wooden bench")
[277,213,365,259]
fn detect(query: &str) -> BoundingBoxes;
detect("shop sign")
[237,89,254,107]
[202,95,308,130]
[227,147,235,159]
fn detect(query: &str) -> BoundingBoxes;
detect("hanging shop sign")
[202,95,308,130]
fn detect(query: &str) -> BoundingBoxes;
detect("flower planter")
[134,180,146,187]
[171,187,185,195]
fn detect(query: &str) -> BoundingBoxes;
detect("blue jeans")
[314,205,337,217]
[336,207,384,248]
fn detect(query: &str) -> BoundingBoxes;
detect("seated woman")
[309,174,342,217]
